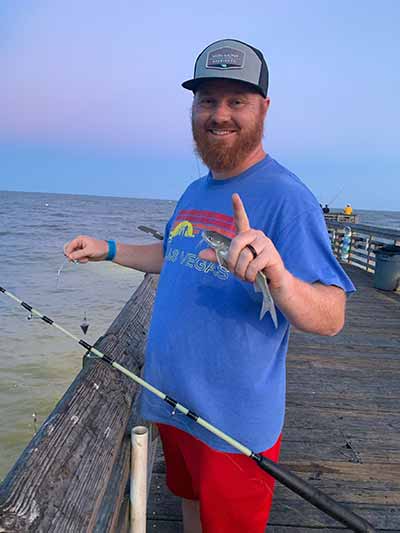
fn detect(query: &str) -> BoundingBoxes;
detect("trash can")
[374,245,400,291]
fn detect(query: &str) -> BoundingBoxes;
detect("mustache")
[205,120,239,130]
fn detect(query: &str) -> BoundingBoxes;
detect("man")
[65,39,355,533]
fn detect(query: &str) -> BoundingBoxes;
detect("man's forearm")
[113,242,164,274]
[271,271,346,336]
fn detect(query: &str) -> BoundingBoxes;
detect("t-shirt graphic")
[165,209,235,281]
[170,208,235,240]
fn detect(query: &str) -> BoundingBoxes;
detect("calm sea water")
[0,191,175,479]
[1,190,399,479]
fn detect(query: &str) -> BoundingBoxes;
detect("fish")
[56,256,79,288]
[201,230,278,328]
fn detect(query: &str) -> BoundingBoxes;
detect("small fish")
[201,230,278,328]
[56,257,79,288]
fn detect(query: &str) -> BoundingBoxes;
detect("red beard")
[191,107,265,173]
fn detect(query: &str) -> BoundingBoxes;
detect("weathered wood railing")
[0,274,159,532]
[327,221,400,273]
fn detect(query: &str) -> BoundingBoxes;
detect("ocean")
[1,190,399,480]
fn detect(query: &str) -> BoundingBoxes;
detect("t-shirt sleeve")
[274,207,356,294]
[162,215,175,256]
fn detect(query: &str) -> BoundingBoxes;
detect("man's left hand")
[199,193,289,290]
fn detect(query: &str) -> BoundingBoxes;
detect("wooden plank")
[147,520,183,532]
[147,473,181,521]
[147,472,400,530]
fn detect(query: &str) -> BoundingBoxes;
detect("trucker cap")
[182,39,269,98]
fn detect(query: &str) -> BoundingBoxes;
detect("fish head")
[201,230,231,251]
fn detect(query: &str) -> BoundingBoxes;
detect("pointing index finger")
[232,193,250,234]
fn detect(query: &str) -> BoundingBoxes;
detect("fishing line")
[326,185,346,208]
[56,256,90,335]
[0,285,375,532]
[56,256,82,288]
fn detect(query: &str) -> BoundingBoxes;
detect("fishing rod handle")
[253,454,376,533]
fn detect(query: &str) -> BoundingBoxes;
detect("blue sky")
[0,1,399,209]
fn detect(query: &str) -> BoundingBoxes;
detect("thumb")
[198,248,217,263]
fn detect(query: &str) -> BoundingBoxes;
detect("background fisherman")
[64,39,355,533]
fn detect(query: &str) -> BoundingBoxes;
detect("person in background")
[64,39,355,533]
[323,203,330,214]
[344,204,353,215]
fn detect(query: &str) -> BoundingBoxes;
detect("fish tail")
[259,299,269,320]
[256,274,278,328]
[259,299,278,328]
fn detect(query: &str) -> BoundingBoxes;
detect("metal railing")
[326,221,400,273]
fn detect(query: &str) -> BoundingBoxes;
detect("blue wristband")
[106,240,117,261]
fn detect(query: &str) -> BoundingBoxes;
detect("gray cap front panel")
[194,40,261,85]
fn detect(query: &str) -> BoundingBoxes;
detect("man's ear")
[263,97,271,115]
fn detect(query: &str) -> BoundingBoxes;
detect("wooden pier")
[1,222,399,532]
[147,264,400,532]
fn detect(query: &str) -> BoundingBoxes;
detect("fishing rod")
[137,225,164,241]
[0,285,376,533]
[327,185,346,208]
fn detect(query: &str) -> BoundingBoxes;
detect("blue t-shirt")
[140,155,355,452]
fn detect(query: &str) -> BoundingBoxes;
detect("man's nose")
[211,101,231,122]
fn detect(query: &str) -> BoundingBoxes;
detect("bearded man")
[65,39,355,533]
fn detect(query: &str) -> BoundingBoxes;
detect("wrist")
[270,268,293,294]
[105,240,117,261]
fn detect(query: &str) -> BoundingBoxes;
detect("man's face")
[191,79,269,173]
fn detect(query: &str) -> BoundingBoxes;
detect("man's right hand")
[63,235,110,263]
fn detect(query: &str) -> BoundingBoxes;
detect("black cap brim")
[182,77,267,98]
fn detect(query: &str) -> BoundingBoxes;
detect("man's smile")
[208,129,237,137]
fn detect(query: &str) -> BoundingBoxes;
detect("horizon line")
[1,189,399,214]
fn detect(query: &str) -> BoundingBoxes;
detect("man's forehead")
[195,79,259,97]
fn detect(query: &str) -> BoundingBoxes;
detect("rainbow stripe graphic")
[170,209,236,241]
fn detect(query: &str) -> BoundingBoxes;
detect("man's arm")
[271,274,346,336]
[113,242,164,274]
[64,236,164,274]
[199,194,346,337]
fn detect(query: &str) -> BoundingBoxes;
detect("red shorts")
[157,423,281,533]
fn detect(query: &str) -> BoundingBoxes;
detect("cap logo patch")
[206,47,244,70]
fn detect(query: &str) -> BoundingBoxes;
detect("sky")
[0,1,399,209]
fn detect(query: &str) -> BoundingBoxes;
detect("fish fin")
[259,297,279,328]
[270,305,279,328]
[259,300,268,320]
[256,273,279,328]
[215,250,224,267]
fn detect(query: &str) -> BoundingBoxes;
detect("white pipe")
[130,425,149,533]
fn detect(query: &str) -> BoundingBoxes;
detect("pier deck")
[147,264,400,532]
